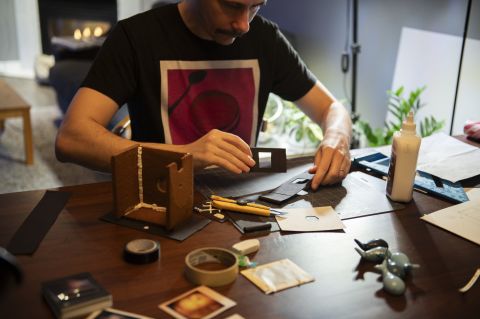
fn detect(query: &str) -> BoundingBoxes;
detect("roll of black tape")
[123,239,160,264]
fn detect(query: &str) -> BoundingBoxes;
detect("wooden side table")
[0,80,34,165]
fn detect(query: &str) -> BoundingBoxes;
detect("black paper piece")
[226,210,278,234]
[7,191,71,255]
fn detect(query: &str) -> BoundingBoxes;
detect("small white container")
[386,111,421,202]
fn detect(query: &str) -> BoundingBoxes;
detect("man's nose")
[231,10,251,34]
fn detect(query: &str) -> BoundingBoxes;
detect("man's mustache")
[215,28,245,38]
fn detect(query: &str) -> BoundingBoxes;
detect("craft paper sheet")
[421,192,480,246]
[467,188,480,201]
[275,206,345,232]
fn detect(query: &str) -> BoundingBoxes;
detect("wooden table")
[0,177,479,318]
[0,80,34,165]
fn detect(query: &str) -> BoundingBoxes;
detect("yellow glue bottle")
[386,111,421,202]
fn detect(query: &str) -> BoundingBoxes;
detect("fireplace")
[38,0,117,54]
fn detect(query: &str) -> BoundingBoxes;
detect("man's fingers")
[310,147,351,187]
[311,147,334,190]
[220,131,253,157]
[189,129,255,174]
[204,130,255,168]
[217,137,255,169]
[212,146,253,173]
[339,156,351,177]
[322,151,348,184]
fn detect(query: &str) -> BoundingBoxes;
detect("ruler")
[353,152,469,204]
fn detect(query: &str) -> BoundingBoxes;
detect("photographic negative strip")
[159,286,236,319]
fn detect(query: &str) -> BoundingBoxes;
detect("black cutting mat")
[221,171,404,234]
[194,156,313,198]
[101,212,210,241]
[227,171,403,220]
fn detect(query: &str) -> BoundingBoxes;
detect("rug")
[0,105,110,194]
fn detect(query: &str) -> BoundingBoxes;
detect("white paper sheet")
[275,206,345,232]
[421,195,480,246]
[377,133,480,182]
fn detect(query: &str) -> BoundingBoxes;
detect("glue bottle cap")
[402,111,416,133]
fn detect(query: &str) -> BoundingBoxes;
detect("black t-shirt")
[82,4,316,145]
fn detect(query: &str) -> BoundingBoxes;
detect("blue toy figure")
[354,238,389,250]
[355,240,420,296]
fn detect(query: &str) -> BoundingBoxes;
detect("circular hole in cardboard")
[156,179,167,193]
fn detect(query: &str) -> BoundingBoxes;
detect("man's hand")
[179,129,256,174]
[308,130,351,189]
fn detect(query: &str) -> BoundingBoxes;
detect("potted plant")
[258,94,322,154]
[355,86,445,147]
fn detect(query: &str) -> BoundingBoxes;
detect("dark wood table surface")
[1,172,479,318]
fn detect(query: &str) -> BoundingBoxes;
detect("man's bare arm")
[55,87,255,173]
[295,81,352,189]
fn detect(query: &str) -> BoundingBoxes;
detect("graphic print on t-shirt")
[160,60,260,145]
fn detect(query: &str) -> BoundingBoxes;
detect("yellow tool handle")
[212,200,271,217]
[245,202,270,210]
[211,195,236,203]
[210,195,271,210]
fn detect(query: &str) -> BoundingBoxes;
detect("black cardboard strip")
[7,191,71,255]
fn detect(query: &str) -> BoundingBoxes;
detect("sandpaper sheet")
[101,212,210,241]
[7,191,71,255]
[195,156,313,198]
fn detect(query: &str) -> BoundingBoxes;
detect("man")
[55,0,352,190]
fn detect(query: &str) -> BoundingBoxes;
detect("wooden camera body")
[111,145,193,230]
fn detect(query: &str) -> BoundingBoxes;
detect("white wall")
[391,27,480,135]
[0,0,41,78]
[453,38,480,134]
[0,1,18,60]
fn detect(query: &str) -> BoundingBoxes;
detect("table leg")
[22,109,34,165]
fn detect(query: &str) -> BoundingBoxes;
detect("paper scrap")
[466,188,480,201]
[421,197,480,246]
[241,259,314,294]
[275,206,345,232]
[377,133,480,182]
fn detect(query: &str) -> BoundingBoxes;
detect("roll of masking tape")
[124,239,160,264]
[185,247,239,287]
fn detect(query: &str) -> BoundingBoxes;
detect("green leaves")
[356,86,444,147]
[420,116,445,137]
[262,95,323,146]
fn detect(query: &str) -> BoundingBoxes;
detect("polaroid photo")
[86,308,154,319]
[159,286,236,319]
